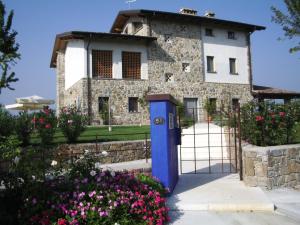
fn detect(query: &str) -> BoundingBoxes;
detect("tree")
[271,0,300,53]
[0,0,20,93]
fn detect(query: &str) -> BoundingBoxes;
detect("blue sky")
[0,0,299,107]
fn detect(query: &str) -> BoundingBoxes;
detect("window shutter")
[122,52,141,79]
[92,50,113,78]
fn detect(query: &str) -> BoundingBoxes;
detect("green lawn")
[30,125,150,144]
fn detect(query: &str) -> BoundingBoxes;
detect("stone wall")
[54,140,151,164]
[243,144,300,189]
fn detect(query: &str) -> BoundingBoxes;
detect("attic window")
[205,28,214,37]
[228,31,235,39]
[132,22,143,33]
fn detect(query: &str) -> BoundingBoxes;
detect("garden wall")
[54,140,151,164]
[243,143,300,189]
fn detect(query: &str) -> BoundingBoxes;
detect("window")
[228,31,235,39]
[205,28,213,36]
[165,73,174,82]
[229,58,237,74]
[164,34,172,44]
[92,50,113,78]
[128,97,138,113]
[182,63,190,72]
[98,97,109,113]
[209,98,217,114]
[122,52,141,79]
[206,56,215,73]
[232,98,239,110]
[132,22,143,33]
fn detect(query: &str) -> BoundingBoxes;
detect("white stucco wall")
[89,41,148,80]
[202,27,249,84]
[65,40,86,90]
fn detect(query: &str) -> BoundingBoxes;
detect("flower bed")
[1,153,169,225]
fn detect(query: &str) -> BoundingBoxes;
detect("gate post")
[146,94,180,193]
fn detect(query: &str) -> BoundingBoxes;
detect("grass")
[29,125,150,145]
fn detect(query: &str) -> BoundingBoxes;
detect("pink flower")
[39,117,45,124]
[255,116,264,122]
[279,112,286,117]
[45,123,51,129]
[58,218,68,225]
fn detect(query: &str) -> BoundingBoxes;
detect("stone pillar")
[56,50,65,116]
[147,94,181,193]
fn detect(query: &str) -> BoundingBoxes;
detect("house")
[51,8,267,125]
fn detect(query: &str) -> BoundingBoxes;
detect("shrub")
[34,106,57,145]
[15,111,33,146]
[58,106,88,143]
[0,106,15,140]
[241,100,300,146]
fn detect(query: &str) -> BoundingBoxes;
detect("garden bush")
[58,106,87,143]
[241,100,300,146]
[15,111,33,146]
[34,106,57,145]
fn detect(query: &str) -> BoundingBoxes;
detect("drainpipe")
[86,34,92,125]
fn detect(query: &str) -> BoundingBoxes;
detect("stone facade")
[56,16,253,124]
[243,144,300,189]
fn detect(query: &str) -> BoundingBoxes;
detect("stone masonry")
[56,17,253,124]
[243,144,300,189]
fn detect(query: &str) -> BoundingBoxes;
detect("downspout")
[247,31,254,97]
[86,34,92,125]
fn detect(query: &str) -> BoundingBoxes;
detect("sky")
[0,0,299,108]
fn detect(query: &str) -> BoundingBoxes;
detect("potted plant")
[204,99,216,122]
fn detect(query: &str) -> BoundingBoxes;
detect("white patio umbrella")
[5,95,55,111]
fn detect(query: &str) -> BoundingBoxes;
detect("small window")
[164,34,172,44]
[128,97,138,113]
[205,28,213,37]
[132,22,143,33]
[92,50,113,78]
[98,97,109,113]
[229,58,237,74]
[122,51,141,79]
[165,73,174,82]
[207,56,215,73]
[232,98,239,110]
[228,31,235,39]
[182,63,190,73]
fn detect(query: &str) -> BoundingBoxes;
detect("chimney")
[204,11,215,18]
[179,8,198,16]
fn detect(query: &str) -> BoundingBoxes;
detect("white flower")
[32,175,36,181]
[94,162,101,169]
[51,160,58,166]
[84,149,90,155]
[101,151,108,156]
[90,170,96,176]
[67,119,73,124]
[17,177,24,184]
[114,223,120,225]
[13,156,20,165]
[110,171,116,177]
